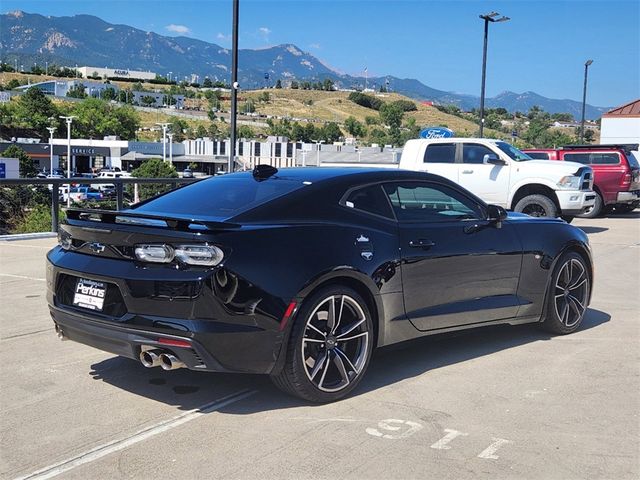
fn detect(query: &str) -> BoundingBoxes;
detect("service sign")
[419,127,454,139]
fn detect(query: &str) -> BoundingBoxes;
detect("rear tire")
[514,194,558,218]
[577,192,603,218]
[540,252,590,335]
[271,285,374,402]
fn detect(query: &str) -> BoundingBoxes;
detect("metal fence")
[0,177,201,233]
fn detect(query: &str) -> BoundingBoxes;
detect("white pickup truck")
[323,138,595,220]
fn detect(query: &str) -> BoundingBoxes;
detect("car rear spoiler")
[562,144,639,154]
[65,208,240,232]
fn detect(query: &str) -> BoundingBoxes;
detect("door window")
[343,184,394,219]
[423,143,456,163]
[462,144,496,164]
[383,182,482,222]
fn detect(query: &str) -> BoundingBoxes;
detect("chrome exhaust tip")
[160,353,186,371]
[54,324,67,341]
[140,349,163,368]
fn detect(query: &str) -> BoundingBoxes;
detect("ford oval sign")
[419,127,454,139]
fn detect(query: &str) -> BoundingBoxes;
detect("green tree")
[344,116,366,138]
[140,95,156,107]
[66,84,87,99]
[70,99,140,139]
[290,80,299,89]
[130,158,178,200]
[207,122,220,138]
[169,117,189,142]
[6,79,21,89]
[195,124,208,138]
[379,103,404,129]
[101,87,118,101]
[320,122,342,143]
[322,78,335,91]
[203,77,213,88]
[12,87,60,138]
[237,125,255,139]
[2,144,37,178]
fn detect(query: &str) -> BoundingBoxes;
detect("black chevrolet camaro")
[47,167,593,402]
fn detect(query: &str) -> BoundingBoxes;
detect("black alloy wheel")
[541,252,590,334]
[271,286,374,402]
[514,194,558,218]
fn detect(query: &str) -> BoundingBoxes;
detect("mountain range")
[1,10,610,119]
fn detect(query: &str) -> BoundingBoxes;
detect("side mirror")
[487,204,508,227]
[483,153,506,165]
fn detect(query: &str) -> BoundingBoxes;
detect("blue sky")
[2,0,639,107]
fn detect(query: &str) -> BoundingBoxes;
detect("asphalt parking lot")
[1,213,639,480]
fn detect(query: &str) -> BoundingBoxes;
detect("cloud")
[257,27,271,42]
[216,32,231,42]
[165,24,191,35]
[309,43,321,50]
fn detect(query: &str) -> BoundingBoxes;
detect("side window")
[527,152,550,160]
[563,153,591,164]
[591,153,620,165]
[383,182,482,222]
[423,143,456,163]
[462,144,496,164]
[344,184,394,219]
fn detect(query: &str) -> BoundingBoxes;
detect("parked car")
[523,144,640,216]
[320,138,595,221]
[48,166,593,402]
[68,186,104,203]
[94,170,131,192]
[183,168,194,178]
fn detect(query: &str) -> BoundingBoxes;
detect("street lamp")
[229,0,240,173]
[478,11,510,138]
[580,60,594,143]
[59,115,77,207]
[155,122,170,162]
[167,133,174,164]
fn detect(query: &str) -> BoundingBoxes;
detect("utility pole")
[47,127,56,175]
[580,60,594,143]
[167,133,174,164]
[59,116,76,207]
[229,0,240,173]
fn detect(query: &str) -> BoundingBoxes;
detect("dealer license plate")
[73,278,106,311]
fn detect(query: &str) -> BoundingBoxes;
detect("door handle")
[409,239,436,249]
[462,169,474,174]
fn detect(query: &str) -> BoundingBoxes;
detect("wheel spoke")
[333,351,350,386]
[335,347,359,374]
[331,295,345,335]
[337,318,365,339]
[338,331,368,342]
[303,337,325,344]
[561,262,571,287]
[569,294,586,313]
[326,296,336,332]
[560,300,570,325]
[309,351,328,380]
[318,352,332,388]
[569,278,587,291]
[307,323,327,338]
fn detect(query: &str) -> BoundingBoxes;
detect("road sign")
[0,163,5,179]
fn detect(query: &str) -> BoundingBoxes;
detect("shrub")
[348,92,384,110]
[13,204,66,233]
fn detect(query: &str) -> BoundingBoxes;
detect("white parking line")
[477,437,511,459]
[13,389,257,480]
[0,273,46,282]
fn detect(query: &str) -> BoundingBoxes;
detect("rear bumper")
[556,190,596,215]
[617,190,640,203]
[46,248,286,375]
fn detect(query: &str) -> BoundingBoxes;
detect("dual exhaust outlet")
[140,349,186,371]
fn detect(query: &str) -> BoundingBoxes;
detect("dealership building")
[77,66,157,81]
[600,99,640,144]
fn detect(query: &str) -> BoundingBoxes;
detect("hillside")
[1,10,610,118]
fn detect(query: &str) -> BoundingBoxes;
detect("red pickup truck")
[523,144,640,217]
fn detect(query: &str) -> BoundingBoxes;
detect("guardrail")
[0,177,201,233]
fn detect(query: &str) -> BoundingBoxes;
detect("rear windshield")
[526,151,551,160]
[132,174,307,218]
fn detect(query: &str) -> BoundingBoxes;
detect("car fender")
[508,177,560,208]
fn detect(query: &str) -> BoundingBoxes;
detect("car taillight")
[134,244,174,263]
[622,173,631,187]
[174,245,224,266]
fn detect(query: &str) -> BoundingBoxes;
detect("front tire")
[271,286,374,402]
[514,194,558,218]
[577,192,603,218]
[541,252,590,334]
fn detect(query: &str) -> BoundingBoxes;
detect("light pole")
[45,61,48,76]
[478,11,510,138]
[169,71,172,82]
[46,127,56,175]
[59,115,76,207]
[580,60,594,143]
[314,140,325,165]
[156,123,170,162]
[229,0,240,173]
[167,133,174,164]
